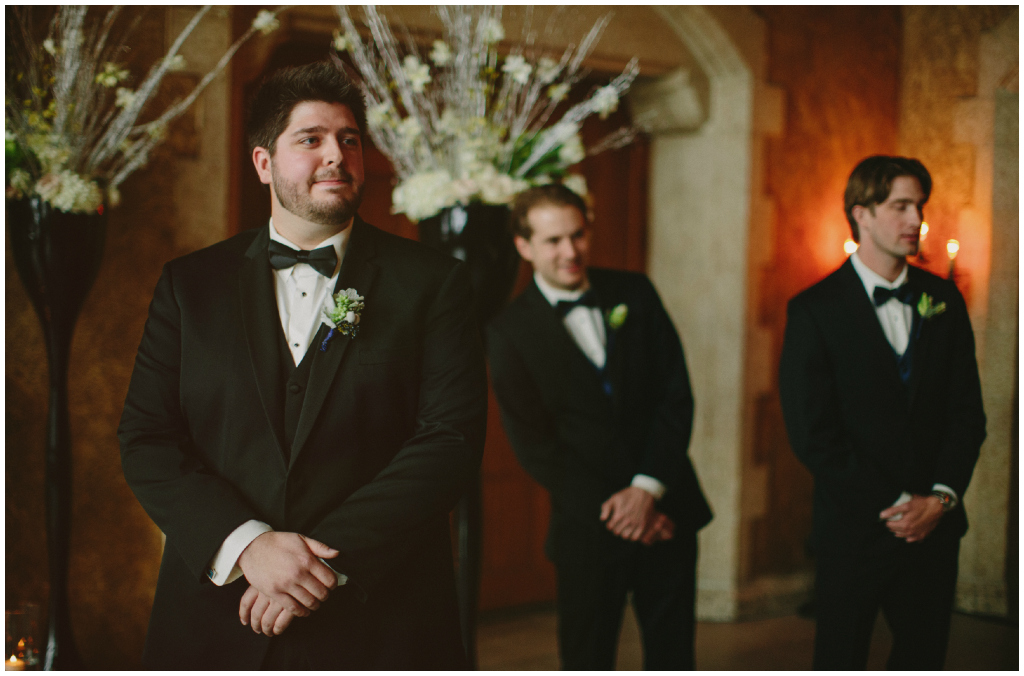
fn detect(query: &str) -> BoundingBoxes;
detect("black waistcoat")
[276,327,322,460]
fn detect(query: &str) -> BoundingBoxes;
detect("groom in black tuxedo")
[486,184,712,669]
[779,156,985,669]
[119,62,486,669]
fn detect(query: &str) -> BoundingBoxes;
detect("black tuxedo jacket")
[486,268,712,565]
[779,259,985,551]
[119,218,487,669]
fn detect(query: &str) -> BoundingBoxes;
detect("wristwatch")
[931,490,957,513]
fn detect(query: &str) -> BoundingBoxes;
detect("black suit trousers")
[813,533,960,670]
[555,532,698,670]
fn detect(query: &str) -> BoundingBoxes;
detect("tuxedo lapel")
[588,274,627,407]
[905,268,933,406]
[290,219,379,467]
[238,228,289,467]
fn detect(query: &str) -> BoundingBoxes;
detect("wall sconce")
[946,239,960,279]
[914,222,930,264]
[844,238,858,255]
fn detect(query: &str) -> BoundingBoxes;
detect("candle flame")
[844,238,858,255]
[919,222,929,241]
[946,239,960,259]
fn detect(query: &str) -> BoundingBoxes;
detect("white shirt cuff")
[207,520,273,586]
[631,474,666,500]
[931,483,957,501]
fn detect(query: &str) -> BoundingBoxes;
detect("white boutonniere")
[606,303,629,330]
[917,293,946,320]
[320,288,364,351]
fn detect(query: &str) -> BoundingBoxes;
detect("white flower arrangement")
[334,6,640,222]
[5,6,289,214]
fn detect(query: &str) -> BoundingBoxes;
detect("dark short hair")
[245,61,367,155]
[509,183,589,239]
[844,155,932,242]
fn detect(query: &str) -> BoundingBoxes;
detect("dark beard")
[273,170,364,227]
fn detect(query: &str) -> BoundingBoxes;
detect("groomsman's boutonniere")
[320,288,365,351]
[917,293,947,320]
[607,304,629,330]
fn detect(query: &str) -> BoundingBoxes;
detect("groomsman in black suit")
[487,184,712,670]
[779,156,986,669]
[119,62,486,669]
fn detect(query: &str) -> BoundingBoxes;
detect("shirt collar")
[850,251,908,299]
[533,271,590,306]
[268,219,349,277]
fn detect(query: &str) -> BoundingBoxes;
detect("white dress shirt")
[207,220,351,586]
[847,253,957,512]
[533,273,666,501]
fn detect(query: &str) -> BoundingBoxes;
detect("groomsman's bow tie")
[268,240,337,277]
[555,291,599,318]
[872,283,915,307]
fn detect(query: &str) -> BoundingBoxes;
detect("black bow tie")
[268,240,338,277]
[873,283,915,307]
[555,290,599,318]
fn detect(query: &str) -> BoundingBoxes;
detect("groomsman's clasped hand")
[599,486,675,545]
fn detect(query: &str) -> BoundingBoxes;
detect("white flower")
[107,185,122,208]
[502,55,532,85]
[546,121,579,145]
[547,82,570,103]
[367,102,393,130]
[402,55,431,94]
[147,122,168,140]
[590,85,620,119]
[558,133,585,165]
[42,39,57,56]
[392,170,458,221]
[252,10,280,36]
[95,62,129,87]
[35,170,104,214]
[562,174,588,197]
[27,134,70,173]
[477,166,528,204]
[321,288,365,341]
[114,87,136,108]
[9,168,33,193]
[397,116,422,150]
[430,40,452,66]
[481,18,504,44]
[332,29,351,52]
[166,54,187,72]
[435,110,460,136]
[537,57,560,84]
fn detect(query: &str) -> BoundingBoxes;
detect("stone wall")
[898,6,1018,616]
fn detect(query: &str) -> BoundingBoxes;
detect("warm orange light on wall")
[844,238,858,255]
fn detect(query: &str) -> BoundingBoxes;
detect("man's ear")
[513,235,534,262]
[252,147,273,186]
[851,204,870,229]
